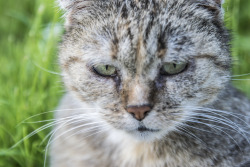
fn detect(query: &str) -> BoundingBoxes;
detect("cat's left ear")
[213,0,223,7]
[213,0,225,18]
[214,0,225,12]
[197,0,225,19]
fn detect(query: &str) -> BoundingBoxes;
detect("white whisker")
[184,106,249,126]
[231,73,250,77]
[34,63,64,76]
[18,107,101,126]
[175,124,207,146]
[47,120,105,146]
[185,119,242,149]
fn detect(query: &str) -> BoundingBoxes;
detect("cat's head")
[58,0,231,141]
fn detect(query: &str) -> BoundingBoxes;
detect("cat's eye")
[161,62,187,75]
[93,65,117,77]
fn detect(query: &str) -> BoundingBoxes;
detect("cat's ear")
[57,0,95,27]
[216,0,225,14]
[57,0,93,11]
[213,0,223,7]
[196,0,225,19]
[210,0,225,14]
[57,0,75,11]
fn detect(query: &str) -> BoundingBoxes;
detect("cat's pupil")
[106,65,108,70]
[173,64,176,68]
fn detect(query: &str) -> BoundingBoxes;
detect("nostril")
[129,112,137,120]
[130,112,135,117]
[144,111,150,117]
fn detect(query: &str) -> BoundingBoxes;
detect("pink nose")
[126,105,152,121]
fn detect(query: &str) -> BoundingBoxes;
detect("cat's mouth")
[126,125,162,141]
[137,126,160,132]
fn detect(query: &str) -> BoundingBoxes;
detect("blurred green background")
[0,0,249,166]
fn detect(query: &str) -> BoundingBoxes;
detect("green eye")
[93,65,117,77]
[162,62,187,75]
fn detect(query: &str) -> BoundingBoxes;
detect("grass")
[224,0,250,95]
[0,0,63,166]
[0,0,250,167]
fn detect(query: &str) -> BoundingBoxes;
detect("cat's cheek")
[162,80,190,107]
[66,76,119,105]
[190,65,230,106]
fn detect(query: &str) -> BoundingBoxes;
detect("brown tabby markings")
[63,56,81,70]
[51,0,250,166]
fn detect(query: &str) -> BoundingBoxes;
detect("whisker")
[182,111,248,130]
[188,113,249,133]
[197,107,249,127]
[189,114,250,144]
[175,124,208,146]
[40,117,83,145]
[185,119,242,150]
[231,73,250,78]
[173,120,219,134]
[180,106,248,118]
[40,114,101,144]
[18,107,101,126]
[47,121,105,146]
[23,113,100,124]
[60,124,109,144]
[188,116,250,143]
[12,121,57,149]
[34,63,64,76]
[43,125,110,167]
[183,106,249,126]
[231,79,250,81]
[82,126,110,139]
[13,113,101,148]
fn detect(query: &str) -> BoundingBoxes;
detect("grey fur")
[51,0,250,166]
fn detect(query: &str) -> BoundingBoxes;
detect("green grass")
[224,0,250,95]
[0,0,250,167]
[0,0,63,166]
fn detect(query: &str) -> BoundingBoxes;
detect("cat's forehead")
[110,3,195,70]
[112,22,193,74]
[63,0,229,72]
[104,0,226,66]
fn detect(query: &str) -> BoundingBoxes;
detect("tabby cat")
[50,0,250,166]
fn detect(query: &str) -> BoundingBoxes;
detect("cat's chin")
[127,129,166,142]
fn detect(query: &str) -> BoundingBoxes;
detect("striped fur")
[51,0,250,166]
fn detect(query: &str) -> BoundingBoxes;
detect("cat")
[50,0,250,166]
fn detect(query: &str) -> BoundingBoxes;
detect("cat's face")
[59,0,231,141]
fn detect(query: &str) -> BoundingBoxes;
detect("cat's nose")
[126,105,152,121]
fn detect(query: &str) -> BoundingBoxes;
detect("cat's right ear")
[57,0,95,27]
[195,0,225,20]
[57,0,93,12]
[57,0,76,11]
